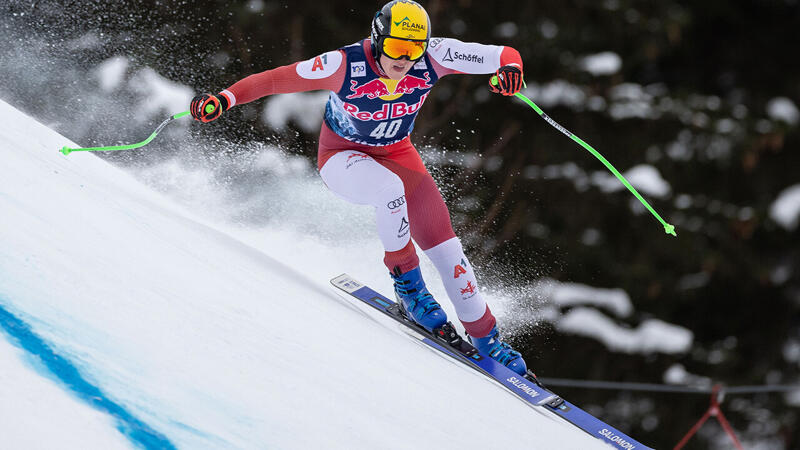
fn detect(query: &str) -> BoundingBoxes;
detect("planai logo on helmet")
[371,1,431,64]
[393,16,426,31]
[389,1,428,40]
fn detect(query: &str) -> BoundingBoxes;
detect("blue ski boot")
[391,266,448,332]
[469,326,528,376]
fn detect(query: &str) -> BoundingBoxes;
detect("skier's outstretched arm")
[427,37,523,96]
[190,50,347,122]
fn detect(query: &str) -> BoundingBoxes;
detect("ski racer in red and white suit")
[191,27,527,372]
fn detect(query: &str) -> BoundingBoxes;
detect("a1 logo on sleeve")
[351,61,366,77]
[296,50,343,79]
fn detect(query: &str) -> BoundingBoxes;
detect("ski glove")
[190,93,229,122]
[489,64,524,96]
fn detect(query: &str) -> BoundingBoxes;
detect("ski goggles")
[379,37,427,61]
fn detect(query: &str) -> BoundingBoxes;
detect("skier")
[190,0,528,375]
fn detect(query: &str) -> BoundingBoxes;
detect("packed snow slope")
[0,99,609,449]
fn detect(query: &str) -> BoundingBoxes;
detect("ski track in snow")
[0,99,611,449]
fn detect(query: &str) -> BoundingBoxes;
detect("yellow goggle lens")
[381,37,427,60]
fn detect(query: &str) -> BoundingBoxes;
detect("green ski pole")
[492,76,676,237]
[59,110,194,156]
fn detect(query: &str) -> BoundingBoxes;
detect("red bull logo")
[346,79,392,100]
[346,72,432,100]
[394,72,432,95]
[342,92,429,122]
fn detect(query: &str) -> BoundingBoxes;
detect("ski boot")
[468,325,528,376]
[391,266,447,332]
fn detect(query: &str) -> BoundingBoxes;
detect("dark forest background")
[3,0,799,448]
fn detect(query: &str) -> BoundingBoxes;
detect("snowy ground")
[0,336,130,449]
[0,99,613,448]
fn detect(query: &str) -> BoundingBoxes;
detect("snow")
[263,91,329,132]
[246,0,265,13]
[66,32,104,51]
[779,338,800,406]
[677,272,711,290]
[558,309,693,355]
[94,56,130,93]
[538,20,559,39]
[766,97,799,125]
[786,389,800,408]
[769,184,800,230]
[783,339,800,365]
[579,52,623,76]
[541,279,632,318]
[500,279,692,356]
[521,80,587,109]
[522,162,672,201]
[770,264,792,285]
[0,336,130,450]
[494,22,519,38]
[674,194,693,209]
[581,228,602,246]
[608,83,657,120]
[0,99,611,449]
[593,164,672,199]
[663,364,712,387]
[128,67,195,125]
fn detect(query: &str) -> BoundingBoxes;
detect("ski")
[331,274,652,450]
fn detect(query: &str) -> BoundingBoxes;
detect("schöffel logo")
[442,48,484,64]
[387,195,406,209]
[398,217,410,238]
